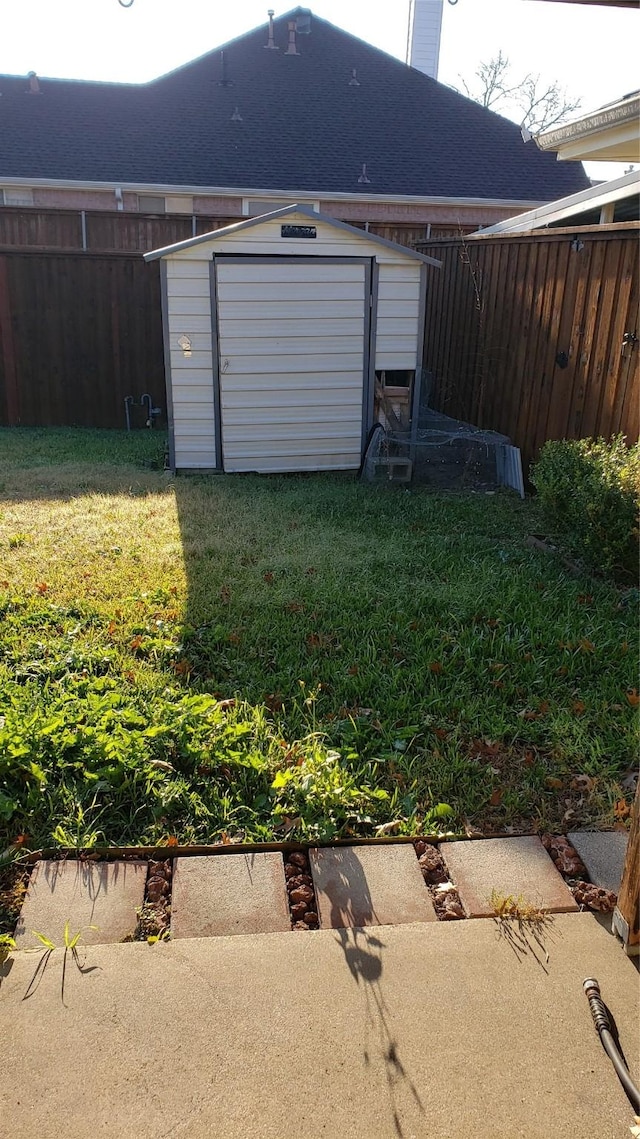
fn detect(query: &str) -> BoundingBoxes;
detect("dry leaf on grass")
[613,799,631,819]
[375,820,403,835]
[570,775,595,793]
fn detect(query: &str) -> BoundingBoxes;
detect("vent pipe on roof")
[296,9,312,34]
[358,164,371,185]
[285,21,300,55]
[27,71,41,95]
[349,69,360,87]
[218,50,233,87]
[264,10,278,49]
[231,106,243,122]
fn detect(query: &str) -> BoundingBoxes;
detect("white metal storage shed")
[144,205,440,474]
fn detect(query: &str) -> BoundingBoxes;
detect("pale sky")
[1,1,638,179]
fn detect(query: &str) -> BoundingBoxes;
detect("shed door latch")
[622,331,637,358]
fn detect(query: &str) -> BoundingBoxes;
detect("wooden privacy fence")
[0,251,164,428]
[420,223,639,473]
[0,209,237,254]
[1,222,638,444]
[0,206,450,255]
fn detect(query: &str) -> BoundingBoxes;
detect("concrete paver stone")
[170,852,291,938]
[568,831,628,895]
[310,843,437,928]
[442,836,579,917]
[13,859,147,948]
[1,913,637,1138]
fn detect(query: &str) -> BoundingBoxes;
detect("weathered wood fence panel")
[0,207,452,254]
[2,221,638,445]
[0,208,240,253]
[0,251,165,428]
[421,224,640,473]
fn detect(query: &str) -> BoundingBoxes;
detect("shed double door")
[213,255,373,473]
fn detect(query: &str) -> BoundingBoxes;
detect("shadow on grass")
[169,466,637,836]
[0,427,168,503]
[170,468,528,728]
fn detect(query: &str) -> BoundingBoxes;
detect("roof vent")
[264,9,278,49]
[218,50,233,87]
[27,71,41,95]
[296,9,312,34]
[231,106,243,122]
[349,69,360,87]
[357,164,371,185]
[285,21,300,55]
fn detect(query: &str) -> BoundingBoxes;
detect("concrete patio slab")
[13,859,147,949]
[442,837,578,917]
[310,843,437,928]
[171,852,291,938]
[1,913,637,1139]
[568,831,628,895]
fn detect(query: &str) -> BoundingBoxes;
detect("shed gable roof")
[144,205,441,265]
[0,9,589,203]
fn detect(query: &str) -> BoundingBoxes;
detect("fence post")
[612,781,640,955]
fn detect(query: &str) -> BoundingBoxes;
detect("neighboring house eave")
[470,169,640,235]
[0,174,547,211]
[536,93,640,161]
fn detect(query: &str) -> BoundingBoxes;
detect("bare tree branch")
[516,74,582,133]
[459,50,521,109]
[458,52,582,134]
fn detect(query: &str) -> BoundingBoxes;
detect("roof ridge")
[0,9,440,93]
[147,8,440,90]
[148,6,311,86]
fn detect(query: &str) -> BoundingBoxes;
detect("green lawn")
[0,428,637,853]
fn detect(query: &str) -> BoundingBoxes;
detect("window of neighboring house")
[165,196,194,214]
[1,188,34,207]
[138,194,166,213]
[242,198,320,216]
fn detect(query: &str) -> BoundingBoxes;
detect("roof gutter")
[536,93,640,152]
[0,175,546,212]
